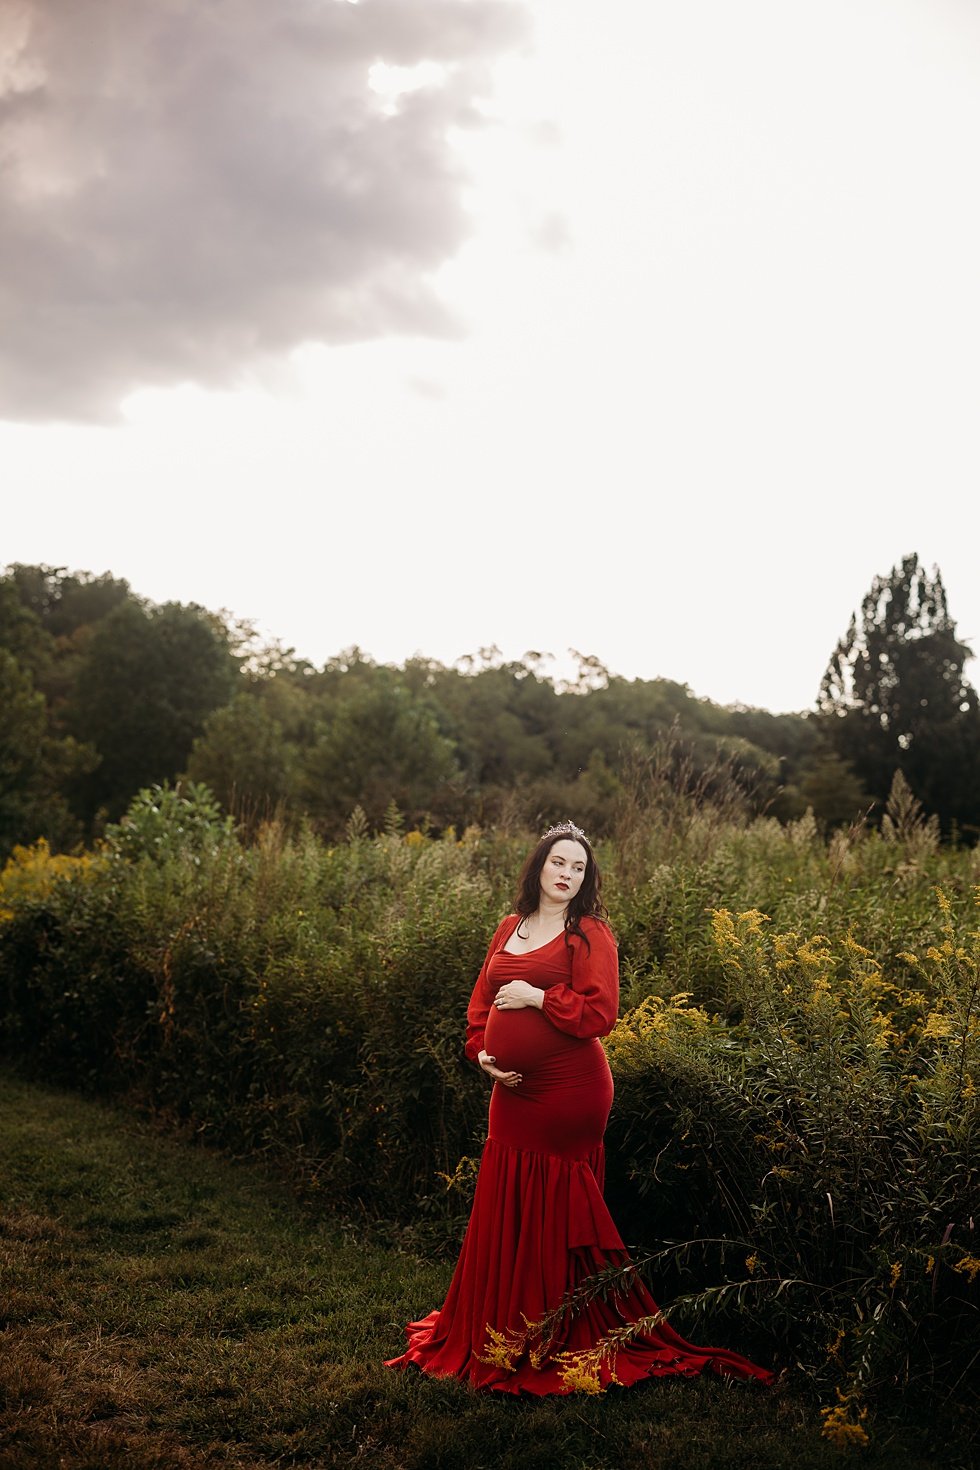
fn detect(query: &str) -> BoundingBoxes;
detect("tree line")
[2,553,978,857]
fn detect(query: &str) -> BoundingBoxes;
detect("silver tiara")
[542,820,587,844]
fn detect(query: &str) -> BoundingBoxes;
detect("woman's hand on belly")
[477,1050,522,1088]
[493,981,545,1011]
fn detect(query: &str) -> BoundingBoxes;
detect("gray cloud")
[0,0,526,421]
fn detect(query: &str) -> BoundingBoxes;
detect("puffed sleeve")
[540,919,619,1039]
[464,915,515,1062]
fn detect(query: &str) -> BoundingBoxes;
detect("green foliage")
[104,781,236,864]
[8,1073,946,1470]
[820,552,980,833]
[67,599,240,823]
[185,689,302,826]
[6,556,980,850]
[0,565,245,851]
[606,897,978,1406]
[0,650,94,853]
[0,578,55,684]
[3,562,133,639]
[302,672,462,830]
[1,804,978,1447]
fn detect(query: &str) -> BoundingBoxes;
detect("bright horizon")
[3,0,980,715]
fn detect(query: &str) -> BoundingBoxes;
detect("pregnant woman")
[386,822,773,1393]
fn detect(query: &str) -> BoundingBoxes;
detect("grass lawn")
[0,1071,965,1470]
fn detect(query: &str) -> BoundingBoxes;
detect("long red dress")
[385,915,773,1393]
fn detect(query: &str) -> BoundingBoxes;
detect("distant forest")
[2,553,979,856]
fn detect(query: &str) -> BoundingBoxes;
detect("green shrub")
[1,791,978,1417]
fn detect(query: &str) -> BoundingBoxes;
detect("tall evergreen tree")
[818,553,980,833]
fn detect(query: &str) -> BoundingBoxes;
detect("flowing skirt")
[386,1021,773,1393]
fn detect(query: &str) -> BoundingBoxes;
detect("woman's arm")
[539,920,619,1039]
[464,916,514,1062]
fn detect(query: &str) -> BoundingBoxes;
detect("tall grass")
[8,1072,949,1470]
[0,781,977,1442]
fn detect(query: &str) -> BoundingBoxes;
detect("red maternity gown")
[385,915,773,1393]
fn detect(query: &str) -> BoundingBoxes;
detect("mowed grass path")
[0,1073,950,1470]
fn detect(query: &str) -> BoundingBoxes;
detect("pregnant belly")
[484,1006,578,1074]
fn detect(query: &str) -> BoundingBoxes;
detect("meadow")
[0,778,977,1463]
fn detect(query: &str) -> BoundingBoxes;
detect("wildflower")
[952,1255,980,1285]
[935,887,952,917]
[809,973,832,1007]
[826,1326,846,1362]
[745,1254,761,1276]
[555,1349,605,1394]
[437,1155,479,1193]
[843,934,872,958]
[888,1261,902,1289]
[820,1391,869,1450]
[480,1324,524,1372]
[896,951,919,966]
[710,910,742,965]
[922,1013,954,1040]
[870,1013,896,1049]
[924,1256,935,1276]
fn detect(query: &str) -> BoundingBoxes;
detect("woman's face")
[539,839,588,907]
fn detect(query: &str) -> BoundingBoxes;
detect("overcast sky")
[3,0,979,712]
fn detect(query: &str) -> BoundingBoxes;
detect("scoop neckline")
[500,918,568,957]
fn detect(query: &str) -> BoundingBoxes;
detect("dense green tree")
[2,560,839,845]
[797,750,871,829]
[819,553,980,833]
[1,565,141,727]
[424,661,560,786]
[0,651,94,854]
[186,686,303,825]
[4,564,133,640]
[68,601,240,824]
[301,672,463,832]
[0,580,54,684]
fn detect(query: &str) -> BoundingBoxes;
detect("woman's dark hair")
[513,825,608,947]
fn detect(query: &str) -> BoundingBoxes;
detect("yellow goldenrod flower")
[479,1324,525,1372]
[555,1350,605,1395]
[820,1392,869,1450]
[888,1261,902,1289]
[736,908,770,936]
[952,1255,980,1285]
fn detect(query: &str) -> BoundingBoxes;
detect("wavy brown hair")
[513,829,608,948]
